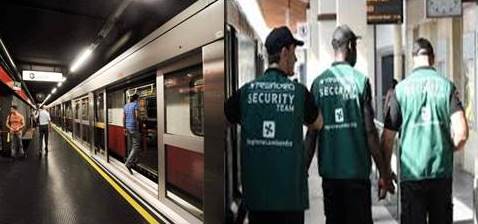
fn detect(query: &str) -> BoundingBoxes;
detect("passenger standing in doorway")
[6,105,25,159]
[225,26,322,224]
[382,38,469,224]
[305,25,394,224]
[124,94,140,175]
[37,105,51,156]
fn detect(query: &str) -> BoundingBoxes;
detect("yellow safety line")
[52,125,160,224]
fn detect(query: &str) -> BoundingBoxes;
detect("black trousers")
[39,125,49,152]
[248,211,304,224]
[401,178,452,224]
[322,179,373,224]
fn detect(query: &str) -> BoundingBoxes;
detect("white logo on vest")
[263,121,275,138]
[421,107,431,122]
[335,108,344,123]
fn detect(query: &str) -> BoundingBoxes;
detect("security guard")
[224,26,322,224]
[305,25,392,224]
[382,38,468,223]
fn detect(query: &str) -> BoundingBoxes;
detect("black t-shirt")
[384,89,464,131]
[225,85,318,125]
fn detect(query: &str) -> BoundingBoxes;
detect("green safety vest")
[395,67,455,181]
[240,68,308,211]
[311,63,371,179]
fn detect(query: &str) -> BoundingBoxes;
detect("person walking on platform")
[305,25,393,224]
[36,105,51,156]
[382,38,469,224]
[124,93,140,175]
[225,26,322,224]
[6,105,25,159]
[384,79,398,117]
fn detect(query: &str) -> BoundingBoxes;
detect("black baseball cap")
[265,26,304,55]
[331,25,361,49]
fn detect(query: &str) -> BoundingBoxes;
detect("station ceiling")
[257,0,308,33]
[0,0,196,104]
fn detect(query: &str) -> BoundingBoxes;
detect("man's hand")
[378,172,397,200]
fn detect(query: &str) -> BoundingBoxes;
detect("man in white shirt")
[36,105,51,156]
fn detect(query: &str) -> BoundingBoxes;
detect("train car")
[47,1,270,222]
[48,1,224,223]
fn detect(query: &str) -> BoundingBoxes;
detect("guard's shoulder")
[351,67,367,80]
[312,69,331,85]
[293,81,308,92]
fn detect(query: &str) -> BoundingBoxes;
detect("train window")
[66,103,72,119]
[95,93,105,123]
[146,97,156,119]
[74,102,80,119]
[165,65,203,137]
[81,98,88,120]
[189,78,204,136]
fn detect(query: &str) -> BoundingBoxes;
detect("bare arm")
[451,110,468,151]
[224,89,241,126]
[307,111,323,130]
[363,81,389,179]
[381,128,397,174]
[305,129,318,170]
[5,115,10,130]
[19,115,25,130]
[364,104,389,179]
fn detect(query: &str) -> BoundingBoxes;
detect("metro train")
[47,1,265,223]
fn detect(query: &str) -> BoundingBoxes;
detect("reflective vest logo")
[421,107,431,122]
[335,108,344,123]
[263,121,275,138]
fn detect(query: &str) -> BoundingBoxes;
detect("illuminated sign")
[22,70,63,82]
[367,0,403,24]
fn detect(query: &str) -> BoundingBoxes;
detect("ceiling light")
[70,48,93,72]
[41,94,52,107]
[51,88,57,94]
[57,82,63,87]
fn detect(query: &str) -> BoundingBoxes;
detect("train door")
[80,96,90,146]
[106,89,127,162]
[94,91,107,159]
[65,102,73,134]
[157,51,205,218]
[78,97,90,146]
[73,99,81,140]
[156,40,225,222]
[125,83,158,180]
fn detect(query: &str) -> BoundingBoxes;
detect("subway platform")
[0,128,150,224]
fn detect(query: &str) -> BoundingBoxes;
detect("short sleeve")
[224,89,242,124]
[362,79,377,133]
[384,91,402,131]
[304,88,318,125]
[450,85,464,114]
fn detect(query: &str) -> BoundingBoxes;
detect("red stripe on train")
[166,145,204,201]
[108,125,126,159]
